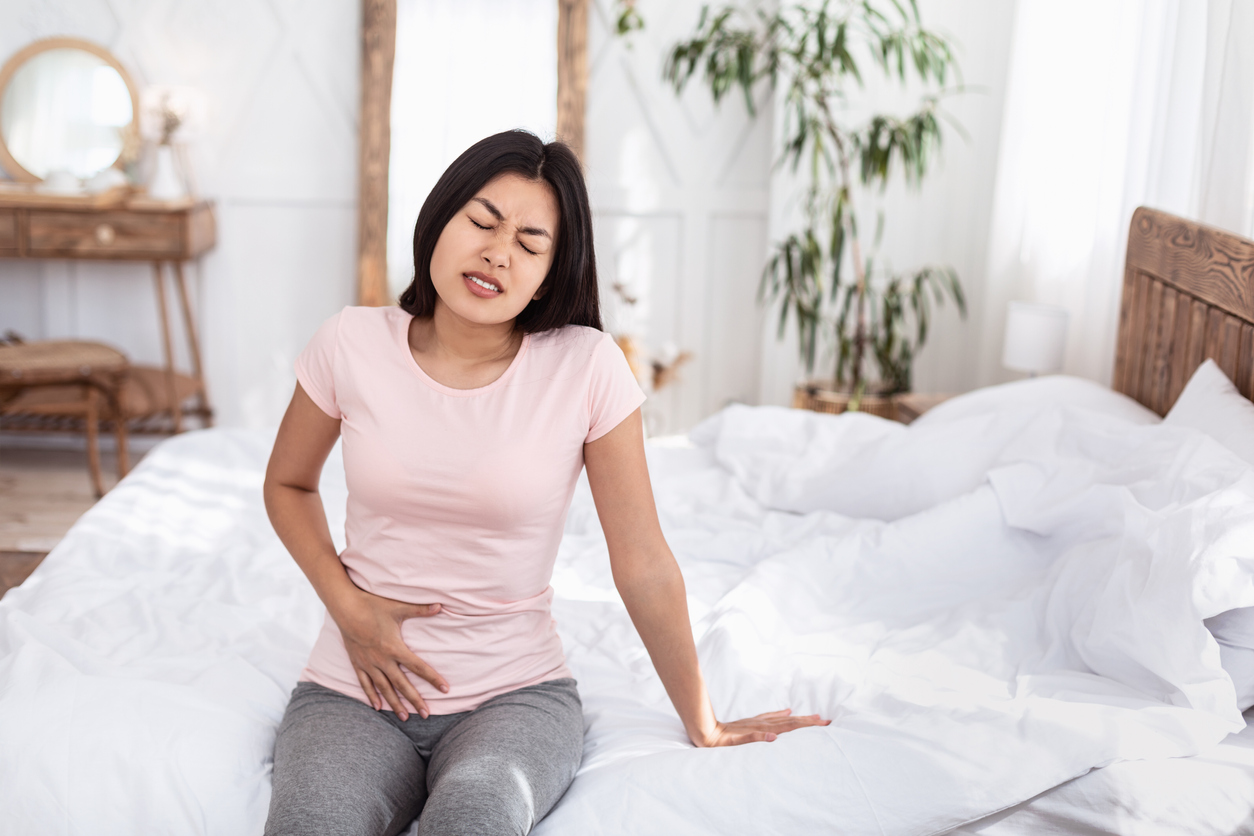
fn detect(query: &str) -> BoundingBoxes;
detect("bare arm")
[264,383,447,720]
[583,408,829,747]
[264,384,352,614]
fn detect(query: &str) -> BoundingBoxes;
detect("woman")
[263,130,828,836]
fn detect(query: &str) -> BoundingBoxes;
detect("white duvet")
[2,376,1253,835]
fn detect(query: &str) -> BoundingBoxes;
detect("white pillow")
[1205,608,1254,712]
[914,374,1160,428]
[1164,359,1254,467]
[1169,361,1254,709]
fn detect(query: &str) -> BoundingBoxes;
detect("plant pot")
[791,383,899,420]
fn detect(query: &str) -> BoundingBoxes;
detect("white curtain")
[974,0,1254,387]
[387,0,558,299]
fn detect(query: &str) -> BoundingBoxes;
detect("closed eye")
[469,214,540,255]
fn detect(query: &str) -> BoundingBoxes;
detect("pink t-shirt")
[293,306,645,713]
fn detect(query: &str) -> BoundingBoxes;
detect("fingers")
[401,649,450,695]
[353,656,437,720]
[756,709,827,726]
[355,667,382,712]
[390,662,431,719]
[399,601,441,619]
[714,710,833,747]
[370,668,412,720]
[741,731,778,744]
[760,715,829,735]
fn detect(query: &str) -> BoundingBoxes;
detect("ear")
[531,283,548,301]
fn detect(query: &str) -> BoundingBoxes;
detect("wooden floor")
[0,550,47,597]
[0,444,136,598]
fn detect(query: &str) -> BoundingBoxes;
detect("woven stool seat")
[0,340,131,497]
[0,341,128,384]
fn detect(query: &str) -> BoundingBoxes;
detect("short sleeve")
[586,333,647,443]
[295,311,343,419]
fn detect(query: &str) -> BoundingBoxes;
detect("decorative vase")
[148,144,185,200]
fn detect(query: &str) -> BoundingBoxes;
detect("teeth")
[469,275,500,292]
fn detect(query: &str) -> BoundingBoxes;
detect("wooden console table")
[0,190,215,432]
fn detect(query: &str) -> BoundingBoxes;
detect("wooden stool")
[0,340,130,497]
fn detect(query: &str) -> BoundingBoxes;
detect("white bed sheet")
[952,712,1254,835]
[1,375,1253,835]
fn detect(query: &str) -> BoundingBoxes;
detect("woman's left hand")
[693,708,831,747]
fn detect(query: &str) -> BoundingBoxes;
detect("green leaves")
[657,0,966,393]
[762,230,825,371]
[855,102,942,187]
[614,0,645,36]
[664,6,768,114]
[871,265,966,392]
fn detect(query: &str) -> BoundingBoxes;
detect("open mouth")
[464,273,502,295]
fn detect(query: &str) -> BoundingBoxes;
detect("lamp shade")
[1002,301,1069,375]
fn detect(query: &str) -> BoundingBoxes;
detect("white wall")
[0,0,359,429]
[587,0,1018,432]
[585,0,772,435]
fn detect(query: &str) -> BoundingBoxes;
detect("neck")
[411,299,521,363]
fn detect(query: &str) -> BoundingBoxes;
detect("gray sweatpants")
[265,678,584,836]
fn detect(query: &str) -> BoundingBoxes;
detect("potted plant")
[652,0,967,416]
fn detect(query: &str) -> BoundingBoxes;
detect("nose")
[482,237,509,269]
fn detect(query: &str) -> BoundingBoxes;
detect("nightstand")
[892,392,955,424]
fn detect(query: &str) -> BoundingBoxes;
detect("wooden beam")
[357,0,396,306]
[557,0,589,161]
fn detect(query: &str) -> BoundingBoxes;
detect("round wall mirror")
[0,38,139,182]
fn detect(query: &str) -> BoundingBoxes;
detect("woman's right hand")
[332,589,448,721]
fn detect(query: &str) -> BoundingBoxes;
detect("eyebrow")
[472,197,551,240]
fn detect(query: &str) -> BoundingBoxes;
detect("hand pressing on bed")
[695,709,831,747]
[335,588,449,721]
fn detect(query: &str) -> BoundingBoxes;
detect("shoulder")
[515,325,621,387]
[334,305,408,331]
[528,324,608,350]
[299,306,407,377]
[327,305,409,350]
[305,305,399,340]
[526,324,615,365]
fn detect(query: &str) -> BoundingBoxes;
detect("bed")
[1,206,1253,836]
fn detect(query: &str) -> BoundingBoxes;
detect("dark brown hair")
[398,130,602,332]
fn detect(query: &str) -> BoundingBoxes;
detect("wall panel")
[584,0,769,431]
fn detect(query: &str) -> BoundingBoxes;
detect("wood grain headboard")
[1113,207,1254,415]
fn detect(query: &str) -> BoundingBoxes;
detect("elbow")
[262,473,280,523]
[261,468,304,521]
[611,549,685,598]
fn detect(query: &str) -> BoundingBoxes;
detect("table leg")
[85,385,104,498]
[108,372,129,478]
[152,261,184,433]
[173,261,212,427]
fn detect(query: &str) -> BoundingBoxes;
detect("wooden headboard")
[1113,207,1254,415]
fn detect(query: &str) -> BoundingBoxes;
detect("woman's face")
[428,172,560,327]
